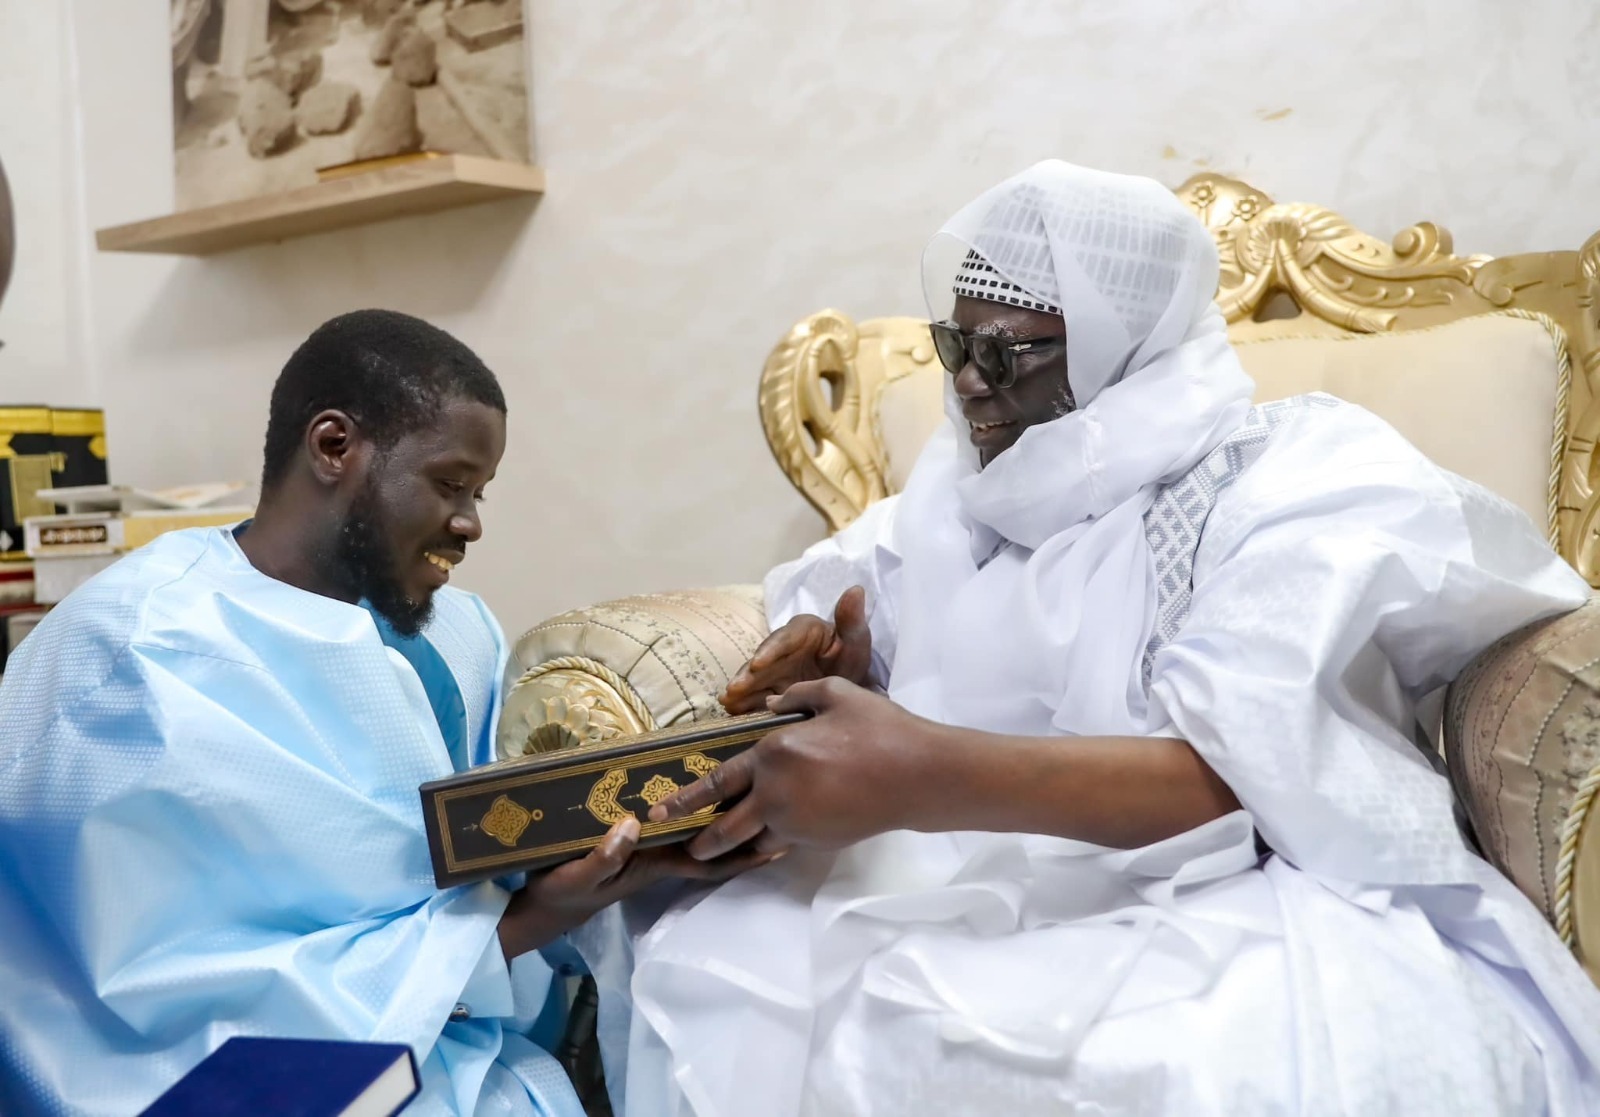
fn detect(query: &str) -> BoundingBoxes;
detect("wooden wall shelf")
[95,154,544,256]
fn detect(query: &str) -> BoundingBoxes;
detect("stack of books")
[25,483,255,604]
[0,406,108,559]
[0,406,108,674]
[0,563,43,675]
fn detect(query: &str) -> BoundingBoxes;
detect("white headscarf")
[886,161,1256,736]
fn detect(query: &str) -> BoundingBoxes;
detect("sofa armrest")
[1445,595,1600,983]
[498,585,770,760]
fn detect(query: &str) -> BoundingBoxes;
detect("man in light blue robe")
[0,310,760,1116]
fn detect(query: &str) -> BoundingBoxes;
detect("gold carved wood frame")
[758,173,1600,584]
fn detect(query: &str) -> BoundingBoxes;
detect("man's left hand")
[648,678,943,860]
[497,817,776,959]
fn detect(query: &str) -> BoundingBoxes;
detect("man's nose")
[952,358,992,400]
[449,506,483,543]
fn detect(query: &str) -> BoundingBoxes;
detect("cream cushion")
[872,313,1565,534]
[500,586,768,754]
[878,363,948,492]
[1237,314,1563,533]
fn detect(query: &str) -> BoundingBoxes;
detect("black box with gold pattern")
[0,407,108,561]
[420,710,806,888]
[49,408,109,495]
[0,407,57,560]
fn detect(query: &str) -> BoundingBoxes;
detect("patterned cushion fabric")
[1445,595,1600,981]
[500,586,768,757]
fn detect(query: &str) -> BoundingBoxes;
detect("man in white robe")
[0,310,766,1116]
[584,163,1600,1115]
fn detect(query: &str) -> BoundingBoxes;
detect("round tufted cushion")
[1445,595,1600,982]
[499,585,769,759]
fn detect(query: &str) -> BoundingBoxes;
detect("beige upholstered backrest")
[853,312,1568,538]
[1238,315,1566,535]
[758,172,1600,581]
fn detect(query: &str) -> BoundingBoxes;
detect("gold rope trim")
[1495,309,1570,550]
[1554,755,1600,947]
[513,655,658,733]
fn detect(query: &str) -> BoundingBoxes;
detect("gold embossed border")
[432,721,779,877]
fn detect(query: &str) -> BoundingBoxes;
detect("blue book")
[139,1037,420,1117]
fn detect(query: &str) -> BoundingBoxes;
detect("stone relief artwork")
[170,0,529,210]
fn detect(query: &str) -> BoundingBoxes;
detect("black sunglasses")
[929,321,1065,390]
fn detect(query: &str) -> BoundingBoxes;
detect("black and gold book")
[0,407,55,560]
[49,408,109,494]
[0,407,108,560]
[420,710,807,889]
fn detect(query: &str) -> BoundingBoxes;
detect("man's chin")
[976,438,1021,468]
[968,422,1022,466]
[373,589,436,637]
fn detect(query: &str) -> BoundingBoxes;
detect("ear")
[304,410,368,488]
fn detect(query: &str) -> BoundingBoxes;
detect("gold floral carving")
[758,311,938,533]
[585,768,632,825]
[480,795,542,848]
[1182,175,1491,332]
[683,752,720,779]
[681,753,721,816]
[1566,232,1600,584]
[639,774,680,806]
[756,173,1600,581]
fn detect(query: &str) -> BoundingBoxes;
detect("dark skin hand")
[651,676,1241,860]
[720,584,874,713]
[497,817,779,960]
[668,298,1238,869]
[238,385,775,964]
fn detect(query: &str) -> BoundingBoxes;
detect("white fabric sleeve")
[762,495,904,683]
[56,646,515,1065]
[1146,407,1588,889]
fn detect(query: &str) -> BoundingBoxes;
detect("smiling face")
[334,397,505,635]
[950,295,1073,467]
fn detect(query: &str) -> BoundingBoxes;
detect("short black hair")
[261,309,506,489]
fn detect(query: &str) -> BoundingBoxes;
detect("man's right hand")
[720,585,873,714]
[497,817,776,960]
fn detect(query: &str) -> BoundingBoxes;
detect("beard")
[332,477,433,637]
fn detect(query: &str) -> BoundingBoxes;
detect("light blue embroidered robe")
[0,527,583,1116]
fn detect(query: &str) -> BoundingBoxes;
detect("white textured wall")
[0,2,94,406]
[41,0,1600,634]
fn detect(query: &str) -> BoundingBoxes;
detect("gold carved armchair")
[503,175,1600,981]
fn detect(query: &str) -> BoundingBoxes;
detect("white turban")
[890,161,1257,734]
